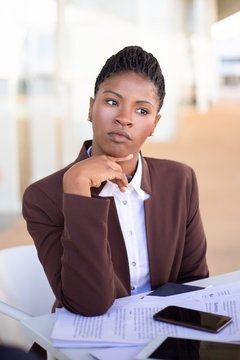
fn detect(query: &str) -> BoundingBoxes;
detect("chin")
[105,144,131,158]
[106,150,129,158]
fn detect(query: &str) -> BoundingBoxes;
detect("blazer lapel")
[142,157,169,289]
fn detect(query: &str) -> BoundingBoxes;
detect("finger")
[114,178,128,192]
[106,158,126,173]
[107,154,133,163]
[119,186,127,192]
[109,170,129,188]
[108,161,123,172]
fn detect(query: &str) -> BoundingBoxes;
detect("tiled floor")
[0,101,240,277]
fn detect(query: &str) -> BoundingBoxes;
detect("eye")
[136,108,149,115]
[105,99,118,106]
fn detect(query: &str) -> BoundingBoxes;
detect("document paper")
[51,281,240,348]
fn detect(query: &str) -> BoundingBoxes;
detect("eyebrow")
[103,90,153,106]
[103,90,122,98]
[136,100,154,107]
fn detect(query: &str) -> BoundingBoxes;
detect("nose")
[114,108,133,127]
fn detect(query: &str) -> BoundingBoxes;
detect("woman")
[23,46,208,316]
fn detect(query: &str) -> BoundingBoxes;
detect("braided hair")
[94,46,165,112]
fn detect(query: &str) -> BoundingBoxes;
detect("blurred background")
[0,0,240,275]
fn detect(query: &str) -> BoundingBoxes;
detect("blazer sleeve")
[177,168,209,283]
[22,184,126,316]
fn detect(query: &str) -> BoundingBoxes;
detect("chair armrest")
[0,300,33,321]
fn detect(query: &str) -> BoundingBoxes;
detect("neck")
[119,155,139,177]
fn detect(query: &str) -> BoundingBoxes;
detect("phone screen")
[148,283,204,297]
[148,337,240,360]
[153,306,232,333]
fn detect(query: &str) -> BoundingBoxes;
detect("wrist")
[63,174,91,197]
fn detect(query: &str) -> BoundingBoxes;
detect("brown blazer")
[22,140,208,316]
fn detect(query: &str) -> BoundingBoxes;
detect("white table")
[21,270,240,360]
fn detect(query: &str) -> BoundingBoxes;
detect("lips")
[107,130,132,143]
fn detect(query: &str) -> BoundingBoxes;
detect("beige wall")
[218,0,240,20]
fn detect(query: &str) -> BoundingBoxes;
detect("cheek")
[137,122,155,140]
[92,106,112,124]
[92,111,110,135]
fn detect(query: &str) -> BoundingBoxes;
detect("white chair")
[0,244,55,358]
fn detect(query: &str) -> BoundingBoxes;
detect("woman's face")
[89,72,161,160]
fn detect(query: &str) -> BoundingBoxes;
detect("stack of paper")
[51,281,240,348]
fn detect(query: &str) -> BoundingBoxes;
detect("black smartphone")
[136,336,240,360]
[153,306,232,333]
[148,283,204,297]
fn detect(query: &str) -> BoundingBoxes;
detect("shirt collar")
[129,153,149,200]
[87,146,92,157]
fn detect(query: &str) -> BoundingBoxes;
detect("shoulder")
[143,157,198,199]
[23,162,74,208]
[23,141,90,202]
[143,157,200,212]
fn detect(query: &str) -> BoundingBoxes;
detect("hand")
[63,154,133,197]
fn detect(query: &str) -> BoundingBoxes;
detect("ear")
[150,114,161,136]
[88,97,94,122]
